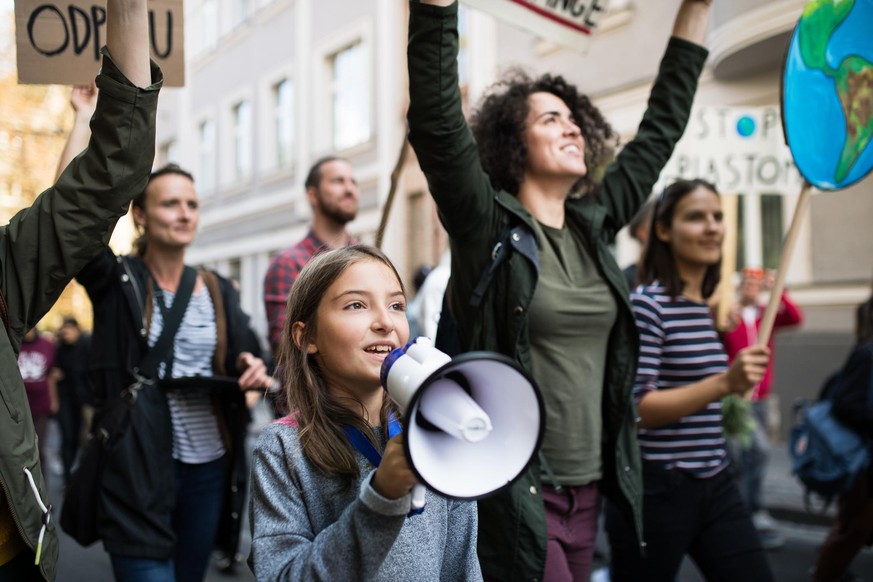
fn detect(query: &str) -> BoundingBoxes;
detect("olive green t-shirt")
[528,221,617,486]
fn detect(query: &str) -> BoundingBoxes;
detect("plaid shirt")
[263,230,357,354]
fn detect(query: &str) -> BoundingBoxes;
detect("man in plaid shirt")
[263,157,359,358]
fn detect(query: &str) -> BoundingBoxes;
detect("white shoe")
[752,510,778,532]
[758,530,785,550]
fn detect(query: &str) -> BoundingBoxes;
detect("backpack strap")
[130,266,197,391]
[433,223,517,353]
[470,223,521,308]
[199,270,228,376]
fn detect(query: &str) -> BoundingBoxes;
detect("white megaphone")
[380,337,544,509]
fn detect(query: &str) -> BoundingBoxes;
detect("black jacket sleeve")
[832,343,873,439]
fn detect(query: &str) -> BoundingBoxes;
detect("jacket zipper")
[0,467,46,576]
[22,467,51,565]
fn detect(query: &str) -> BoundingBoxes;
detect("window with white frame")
[328,40,371,151]
[233,0,250,27]
[159,140,178,166]
[273,78,294,168]
[194,0,218,56]
[198,119,216,193]
[232,100,253,181]
[736,193,785,270]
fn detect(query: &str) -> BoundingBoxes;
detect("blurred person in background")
[410,251,451,340]
[811,295,873,582]
[406,263,433,339]
[18,328,58,475]
[262,157,359,416]
[263,157,360,359]
[54,317,93,486]
[722,266,803,549]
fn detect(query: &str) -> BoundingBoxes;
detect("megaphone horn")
[381,337,545,502]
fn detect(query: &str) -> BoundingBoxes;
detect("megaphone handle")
[411,484,426,510]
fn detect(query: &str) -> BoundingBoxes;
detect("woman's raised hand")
[672,0,713,45]
[71,82,98,118]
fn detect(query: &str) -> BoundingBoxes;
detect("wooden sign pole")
[375,136,410,250]
[717,193,739,331]
[756,180,812,346]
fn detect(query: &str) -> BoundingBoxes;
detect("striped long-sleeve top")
[632,282,729,478]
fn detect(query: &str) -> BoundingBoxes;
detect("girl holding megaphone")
[249,245,482,581]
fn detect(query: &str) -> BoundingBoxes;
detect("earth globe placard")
[782,0,873,190]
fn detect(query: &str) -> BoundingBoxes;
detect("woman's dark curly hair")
[469,70,617,197]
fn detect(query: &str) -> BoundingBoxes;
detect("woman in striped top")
[605,179,774,581]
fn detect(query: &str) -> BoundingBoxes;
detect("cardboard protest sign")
[658,105,804,195]
[782,0,873,191]
[462,0,611,53]
[15,0,184,86]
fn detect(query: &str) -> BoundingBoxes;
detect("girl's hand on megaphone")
[372,434,419,500]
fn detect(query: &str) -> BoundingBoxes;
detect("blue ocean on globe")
[783,0,873,190]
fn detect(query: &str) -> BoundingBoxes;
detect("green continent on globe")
[834,56,873,182]
[798,0,854,75]
[795,0,872,183]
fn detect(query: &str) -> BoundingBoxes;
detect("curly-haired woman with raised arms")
[407,1,712,580]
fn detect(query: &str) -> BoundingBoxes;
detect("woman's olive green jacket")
[0,53,160,580]
[407,2,707,580]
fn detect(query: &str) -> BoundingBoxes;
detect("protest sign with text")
[462,0,611,53]
[658,105,805,195]
[15,0,184,86]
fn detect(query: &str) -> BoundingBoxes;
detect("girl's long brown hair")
[277,245,404,487]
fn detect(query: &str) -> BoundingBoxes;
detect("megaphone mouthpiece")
[419,379,493,443]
